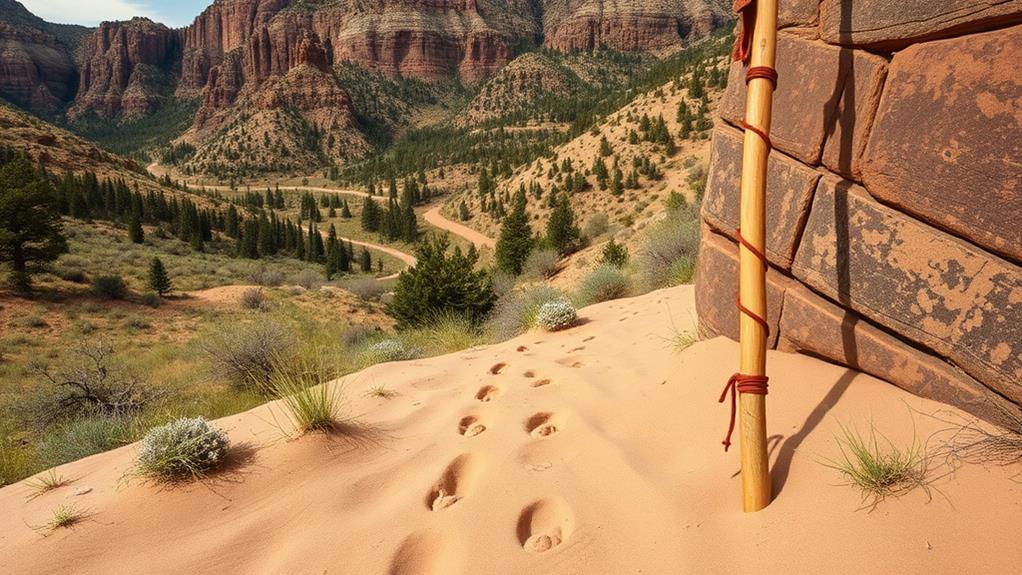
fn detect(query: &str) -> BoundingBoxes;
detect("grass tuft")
[44,503,88,532]
[24,470,67,500]
[264,359,343,435]
[822,419,928,508]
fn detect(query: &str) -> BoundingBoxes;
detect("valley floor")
[1,286,1020,573]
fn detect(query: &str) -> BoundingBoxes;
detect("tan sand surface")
[2,286,1020,574]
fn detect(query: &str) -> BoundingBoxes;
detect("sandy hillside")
[2,286,1021,574]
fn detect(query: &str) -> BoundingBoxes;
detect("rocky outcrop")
[0,0,81,114]
[543,0,731,53]
[697,12,1022,422]
[68,18,181,120]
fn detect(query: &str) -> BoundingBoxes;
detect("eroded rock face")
[69,18,181,120]
[0,0,81,114]
[861,25,1022,264]
[542,0,731,53]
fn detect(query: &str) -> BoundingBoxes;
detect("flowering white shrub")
[136,417,230,479]
[535,300,578,331]
[364,339,413,363]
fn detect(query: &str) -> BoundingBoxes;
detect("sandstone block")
[701,125,820,269]
[861,25,1022,263]
[695,227,788,348]
[777,281,1016,423]
[778,0,821,29]
[719,33,886,170]
[792,175,1022,404]
[819,0,1022,48]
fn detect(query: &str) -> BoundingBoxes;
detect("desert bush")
[535,300,578,331]
[340,324,380,347]
[141,291,161,307]
[135,417,230,480]
[636,204,700,290]
[249,267,284,287]
[575,265,632,306]
[583,213,610,239]
[359,339,416,365]
[490,270,517,298]
[486,286,568,341]
[340,277,389,301]
[30,341,154,424]
[199,318,296,389]
[125,316,151,330]
[240,288,266,310]
[54,266,88,284]
[90,275,128,299]
[523,248,561,279]
[292,269,321,290]
[600,239,629,267]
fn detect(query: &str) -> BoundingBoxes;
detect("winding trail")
[424,206,496,249]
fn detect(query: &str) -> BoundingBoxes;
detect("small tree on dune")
[147,257,172,296]
[128,212,144,244]
[545,192,581,256]
[495,190,533,276]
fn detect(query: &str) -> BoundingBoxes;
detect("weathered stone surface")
[861,25,1022,263]
[820,48,887,180]
[695,227,788,349]
[819,0,1022,48]
[777,281,1016,423]
[69,18,181,120]
[792,175,1022,405]
[701,125,820,269]
[719,33,885,168]
[0,0,82,114]
[778,0,820,29]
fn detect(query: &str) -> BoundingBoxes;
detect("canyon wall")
[0,0,83,114]
[696,1,1022,423]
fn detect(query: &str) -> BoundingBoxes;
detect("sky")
[20,0,212,28]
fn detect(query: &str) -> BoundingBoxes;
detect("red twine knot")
[719,373,769,451]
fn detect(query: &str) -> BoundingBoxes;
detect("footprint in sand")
[475,385,501,402]
[489,362,507,375]
[582,336,595,342]
[523,370,536,378]
[525,412,563,438]
[568,346,585,353]
[458,415,487,437]
[427,454,480,511]
[531,378,552,388]
[517,498,575,554]
[389,530,461,575]
[516,345,528,352]
[555,357,584,368]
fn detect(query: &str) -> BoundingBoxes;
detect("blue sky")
[21,0,212,28]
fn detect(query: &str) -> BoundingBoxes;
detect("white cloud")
[19,0,169,27]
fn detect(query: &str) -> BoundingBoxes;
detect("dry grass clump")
[636,203,700,290]
[574,264,632,306]
[486,285,568,341]
[240,287,267,310]
[199,317,296,388]
[43,503,88,532]
[822,420,929,508]
[936,402,1022,474]
[263,359,343,435]
[24,470,67,500]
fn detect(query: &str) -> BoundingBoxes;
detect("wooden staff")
[738,0,778,512]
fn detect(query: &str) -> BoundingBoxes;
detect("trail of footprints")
[396,351,585,572]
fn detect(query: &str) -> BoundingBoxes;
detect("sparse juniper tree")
[361,197,380,232]
[458,200,470,221]
[128,211,144,244]
[0,156,67,290]
[495,190,533,276]
[324,224,339,279]
[147,256,172,296]
[600,239,629,268]
[599,136,613,157]
[341,199,352,218]
[389,234,496,329]
[545,192,581,256]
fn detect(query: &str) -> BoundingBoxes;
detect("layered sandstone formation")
[543,0,731,53]
[696,2,1022,423]
[0,0,82,114]
[68,18,181,120]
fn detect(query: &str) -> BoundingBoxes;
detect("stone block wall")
[696,2,1022,424]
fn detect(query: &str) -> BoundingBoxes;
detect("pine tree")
[359,246,372,272]
[458,200,470,221]
[361,198,380,232]
[128,211,144,244]
[495,190,533,276]
[147,257,172,296]
[324,224,339,279]
[341,199,352,218]
[545,192,581,255]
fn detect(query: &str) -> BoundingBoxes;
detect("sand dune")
[3,286,1021,574]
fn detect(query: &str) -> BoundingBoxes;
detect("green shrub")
[90,275,128,299]
[637,204,700,289]
[7,271,32,294]
[135,417,230,481]
[822,420,927,506]
[240,288,266,310]
[486,286,568,341]
[583,213,610,239]
[398,312,484,357]
[141,291,161,307]
[575,264,631,306]
[35,415,131,470]
[600,239,629,267]
[535,300,578,331]
[54,266,88,284]
[523,248,561,279]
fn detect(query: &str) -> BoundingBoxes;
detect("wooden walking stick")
[718,0,778,512]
